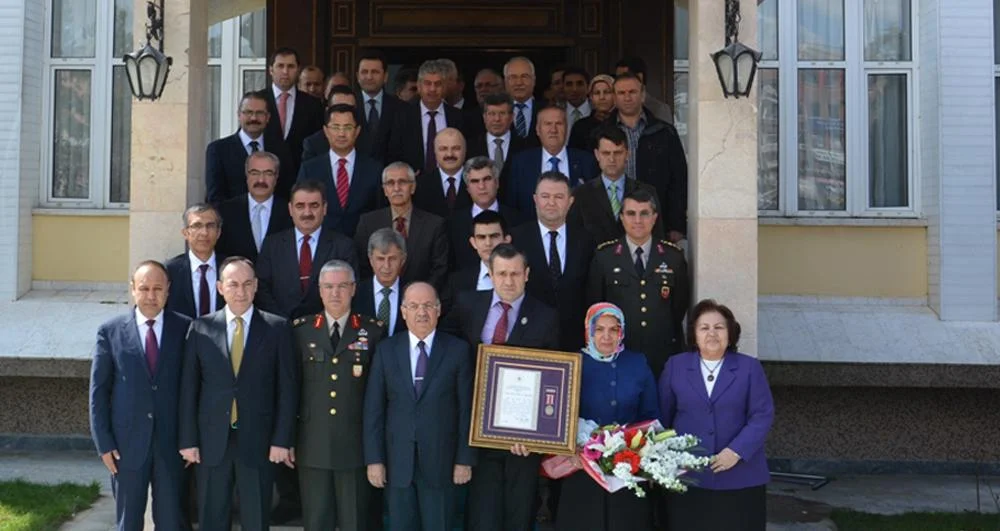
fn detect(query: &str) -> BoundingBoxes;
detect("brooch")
[520,316,528,325]
[614,243,623,256]
[350,314,361,330]
[657,243,665,254]
[313,314,323,329]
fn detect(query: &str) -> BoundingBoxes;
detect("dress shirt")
[476,262,494,291]
[408,330,438,382]
[487,131,513,162]
[539,147,570,176]
[390,206,413,236]
[224,305,255,353]
[514,97,535,131]
[272,84,298,138]
[239,129,265,154]
[295,227,322,262]
[566,100,592,131]
[439,169,463,198]
[134,308,164,349]
[453,97,466,109]
[373,277,401,333]
[325,311,350,338]
[471,200,499,218]
[329,148,357,187]
[363,89,384,119]
[537,221,567,274]
[617,112,648,180]
[625,237,653,269]
[601,175,626,207]
[188,250,218,315]
[248,194,274,236]
[480,292,525,344]
[579,351,659,426]
[700,357,725,396]
[420,101,448,151]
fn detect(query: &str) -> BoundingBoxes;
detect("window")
[994,0,1000,211]
[207,9,268,143]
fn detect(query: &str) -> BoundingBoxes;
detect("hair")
[326,84,355,99]
[357,49,388,71]
[622,188,659,213]
[238,91,268,110]
[536,170,571,191]
[614,72,645,89]
[300,65,324,77]
[218,256,256,281]
[537,105,567,119]
[503,56,536,78]
[290,179,327,199]
[471,209,509,236]
[487,242,528,270]
[615,56,647,78]
[394,68,418,88]
[475,68,502,82]
[418,59,447,81]
[244,150,281,174]
[182,203,221,228]
[381,161,416,184]
[434,127,466,152]
[324,103,358,126]
[319,259,356,281]
[269,46,300,67]
[132,259,169,283]
[367,227,407,257]
[594,125,628,148]
[561,66,591,84]
[437,58,458,79]
[462,156,499,184]
[550,64,567,77]
[482,92,514,112]
[687,299,742,352]
[401,281,440,305]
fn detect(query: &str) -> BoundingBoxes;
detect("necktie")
[514,103,527,137]
[609,182,621,218]
[446,176,457,210]
[549,156,560,174]
[394,216,408,239]
[377,286,392,324]
[198,264,211,316]
[491,301,512,345]
[424,110,438,176]
[144,319,159,376]
[330,320,341,347]
[571,108,582,127]
[414,340,429,396]
[493,138,505,169]
[230,316,244,426]
[367,99,380,132]
[336,158,350,208]
[251,203,264,251]
[277,92,290,138]
[634,246,645,277]
[299,234,312,294]
[249,140,259,153]
[548,230,562,279]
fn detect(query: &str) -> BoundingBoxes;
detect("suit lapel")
[396,336,418,400]
[710,355,739,404]
[157,313,182,382]
[121,316,152,381]
[346,159,369,212]
[418,335,447,401]
[210,311,231,370]
[592,180,617,224]
[685,353,711,404]
[178,256,197,316]
[470,293,492,345]
[238,310,266,381]
[507,296,529,344]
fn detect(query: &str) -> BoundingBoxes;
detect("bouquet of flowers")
[542,419,711,497]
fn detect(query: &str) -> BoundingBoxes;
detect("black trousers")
[666,485,766,531]
[299,466,373,531]
[196,428,275,531]
[110,436,188,531]
[466,449,542,531]
[555,470,652,531]
[385,453,455,531]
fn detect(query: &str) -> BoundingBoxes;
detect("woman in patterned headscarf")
[555,302,660,531]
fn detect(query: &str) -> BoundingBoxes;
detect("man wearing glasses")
[216,151,293,263]
[166,204,227,320]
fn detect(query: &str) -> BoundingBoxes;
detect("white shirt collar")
[374,275,400,293]
[471,200,499,218]
[248,194,274,210]
[440,168,462,192]
[295,226,322,243]
[238,129,263,147]
[188,250,217,273]
[134,308,164,327]
[453,97,465,109]
[542,145,569,161]
[478,261,491,281]
[408,329,437,353]
[567,100,591,115]
[329,148,357,167]
[488,130,512,145]
[537,221,567,240]
[420,100,443,116]
[225,304,254,325]
[364,89,384,104]
[272,84,296,100]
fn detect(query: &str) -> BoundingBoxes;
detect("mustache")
[252,182,270,189]
[247,120,261,126]
[300,215,315,221]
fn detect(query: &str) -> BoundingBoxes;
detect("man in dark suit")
[506,106,599,215]
[298,104,383,238]
[178,257,298,531]
[413,127,471,219]
[448,156,521,270]
[205,92,291,205]
[166,204,226,319]
[510,172,594,352]
[465,93,529,205]
[354,162,450,292]
[355,228,408,336]
[442,210,511,314]
[363,282,475,531]
[569,126,664,243]
[301,85,370,164]
[386,60,464,176]
[292,259,386,531]
[356,49,404,163]
[255,180,358,319]
[90,261,191,531]
[441,244,559,531]
[503,56,543,147]
[259,47,325,179]
[216,151,293,263]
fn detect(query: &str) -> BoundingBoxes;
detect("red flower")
[613,449,641,475]
[350,314,361,329]
[624,428,646,450]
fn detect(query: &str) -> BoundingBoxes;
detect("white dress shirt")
[364,89,384,120]
[225,305,254,353]
[566,100,592,131]
[295,227,322,262]
[188,250,218,315]
[537,221,567,274]
[408,329,437,382]
[420,101,448,152]
[272,84,297,138]
[439,168,463,198]
[453,97,466,109]
[476,261,494,291]
[373,277,401,333]
[239,129,265,154]
[329,148,357,188]
[248,194,274,237]
[471,200,499,218]
[134,308,164,348]
[487,131,513,162]
[700,357,725,395]
[539,146,570,176]
[514,97,535,131]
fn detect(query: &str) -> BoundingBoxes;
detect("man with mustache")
[413,127,470,218]
[216,151,293,263]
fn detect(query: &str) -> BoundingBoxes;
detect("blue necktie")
[549,156,560,173]
[515,103,527,137]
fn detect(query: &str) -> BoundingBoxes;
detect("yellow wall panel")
[759,225,927,297]
[33,215,129,282]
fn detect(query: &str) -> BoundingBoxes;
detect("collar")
[238,129,263,146]
[568,100,591,114]
[188,250,217,273]
[408,329,437,352]
[329,148,357,167]
[601,175,626,190]
[248,194,274,210]
[374,275,400,292]
[453,97,465,109]
[295,226,322,243]
[134,308,164,326]
[616,111,647,129]
[390,205,413,221]
[625,236,652,256]
[478,261,491,281]
[225,304,254,325]
[324,310,350,335]
[471,200,499,217]
[272,84,296,100]
[488,130,512,145]
[537,221,567,240]
[420,100,443,116]
[364,89,384,104]
[440,168,463,187]
[542,146,569,161]
[490,290,525,312]
[514,97,534,109]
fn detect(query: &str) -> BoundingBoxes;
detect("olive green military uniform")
[585,237,690,380]
[293,312,386,531]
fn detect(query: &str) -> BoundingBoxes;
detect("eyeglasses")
[325,124,357,132]
[187,222,220,232]
[247,169,276,178]
[383,179,414,188]
[621,211,655,219]
[240,110,268,118]
[402,302,439,313]
[321,281,355,292]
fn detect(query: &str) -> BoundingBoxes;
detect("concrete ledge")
[763,361,1000,389]
[770,458,1000,477]
[0,358,91,378]
[0,434,95,453]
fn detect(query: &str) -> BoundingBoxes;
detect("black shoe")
[269,506,301,526]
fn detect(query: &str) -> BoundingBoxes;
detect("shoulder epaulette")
[292,316,309,327]
[661,240,683,251]
[596,239,618,251]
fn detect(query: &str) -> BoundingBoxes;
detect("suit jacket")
[659,351,774,490]
[164,253,227,319]
[442,290,560,352]
[465,132,529,204]
[459,103,485,140]
[354,277,407,336]
[447,204,522,270]
[510,221,594,352]
[353,207,450,292]
[297,152,384,237]
[362,331,475,488]
[255,228,359,319]
[413,169,472,219]
[90,310,192,469]
[300,125,376,166]
[362,91,406,164]
[259,87,325,177]
[440,265,485,316]
[506,147,599,216]
[216,195,293,263]
[568,177,665,244]
[511,97,545,148]
[205,130,292,205]
[385,101,464,172]
[178,308,298,467]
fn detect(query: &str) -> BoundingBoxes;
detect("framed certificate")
[469,344,581,455]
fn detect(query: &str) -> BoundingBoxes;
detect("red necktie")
[424,110,438,176]
[278,92,289,137]
[491,302,511,345]
[336,158,350,208]
[299,234,312,294]
[144,319,159,375]
[395,216,408,239]
[198,264,211,316]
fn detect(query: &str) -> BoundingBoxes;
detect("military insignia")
[654,262,672,274]
[613,267,621,273]
[292,316,307,327]
[308,342,317,349]
[662,240,683,251]
[520,316,528,325]
[596,239,617,251]
[661,286,671,300]
[313,314,323,329]
[614,243,623,255]
[358,327,369,337]
[657,242,665,254]
[353,364,363,377]
[376,320,385,328]
[350,314,361,329]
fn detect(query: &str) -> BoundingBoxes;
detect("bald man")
[411,127,472,219]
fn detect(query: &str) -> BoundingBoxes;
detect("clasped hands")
[178,446,295,468]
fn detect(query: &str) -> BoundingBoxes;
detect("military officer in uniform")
[586,188,690,381]
[292,259,386,531]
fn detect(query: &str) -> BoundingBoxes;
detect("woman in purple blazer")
[658,299,774,531]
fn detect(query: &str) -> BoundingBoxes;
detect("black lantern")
[711,0,762,98]
[123,0,172,100]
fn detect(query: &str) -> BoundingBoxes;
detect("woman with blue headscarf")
[555,302,660,531]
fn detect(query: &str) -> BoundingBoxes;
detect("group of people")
[88,45,776,531]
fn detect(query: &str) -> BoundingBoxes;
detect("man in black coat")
[355,228,409,337]
[216,151,293,263]
[166,204,226,319]
[355,49,405,163]
[259,47,325,180]
[386,60,463,176]
[448,156,521,270]
[413,127,472,219]
[465,93,530,205]
[441,209,511,314]
[503,56,544,147]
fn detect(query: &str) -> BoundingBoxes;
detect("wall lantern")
[123,0,173,100]
[710,0,762,98]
